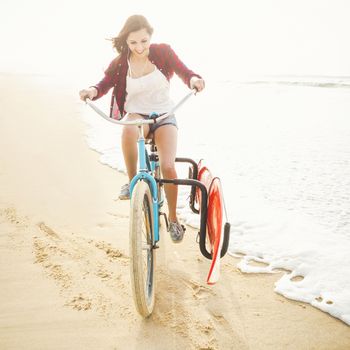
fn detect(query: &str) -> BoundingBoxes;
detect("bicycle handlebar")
[85,90,196,126]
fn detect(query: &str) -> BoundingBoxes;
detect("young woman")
[79,15,205,242]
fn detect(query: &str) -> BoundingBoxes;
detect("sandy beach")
[0,73,349,350]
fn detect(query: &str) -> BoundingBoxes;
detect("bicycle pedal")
[153,244,160,249]
[181,224,186,232]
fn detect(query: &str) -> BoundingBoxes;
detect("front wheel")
[129,180,155,317]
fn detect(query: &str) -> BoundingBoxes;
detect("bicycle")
[86,91,231,317]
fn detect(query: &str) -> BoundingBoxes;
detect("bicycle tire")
[129,180,155,317]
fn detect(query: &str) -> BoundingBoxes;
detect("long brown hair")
[111,15,154,54]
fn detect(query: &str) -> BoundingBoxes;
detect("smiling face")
[126,28,151,58]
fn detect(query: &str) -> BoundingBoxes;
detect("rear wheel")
[129,181,155,317]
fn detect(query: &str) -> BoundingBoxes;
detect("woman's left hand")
[190,77,205,92]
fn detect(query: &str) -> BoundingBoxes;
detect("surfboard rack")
[159,157,231,261]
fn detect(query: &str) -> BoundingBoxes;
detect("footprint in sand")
[183,279,215,300]
[65,294,92,311]
[94,241,128,260]
[1,207,28,228]
[33,222,130,317]
[37,221,60,239]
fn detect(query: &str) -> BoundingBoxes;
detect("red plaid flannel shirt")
[92,43,202,119]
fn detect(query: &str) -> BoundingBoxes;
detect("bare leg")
[154,125,178,222]
[121,114,150,182]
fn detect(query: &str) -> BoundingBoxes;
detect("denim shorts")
[139,113,178,134]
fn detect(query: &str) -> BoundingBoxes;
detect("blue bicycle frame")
[86,91,196,245]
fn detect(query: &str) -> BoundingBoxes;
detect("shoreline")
[0,73,349,349]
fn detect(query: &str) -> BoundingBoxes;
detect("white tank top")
[124,60,174,115]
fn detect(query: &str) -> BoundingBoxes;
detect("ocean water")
[80,77,350,325]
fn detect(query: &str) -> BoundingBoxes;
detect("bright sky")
[1,0,350,79]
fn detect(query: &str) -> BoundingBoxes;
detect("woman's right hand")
[79,87,98,101]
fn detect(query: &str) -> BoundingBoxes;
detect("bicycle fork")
[129,126,161,244]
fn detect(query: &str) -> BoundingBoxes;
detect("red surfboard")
[206,177,224,284]
[195,161,224,284]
